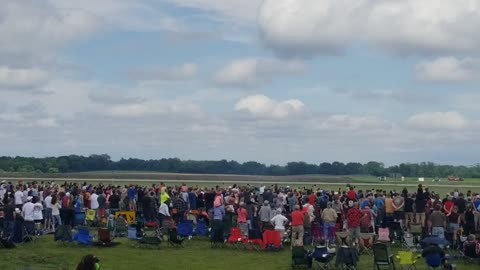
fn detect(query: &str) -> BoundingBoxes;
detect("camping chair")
[425,253,443,269]
[227,227,246,249]
[85,209,97,227]
[177,220,194,239]
[402,233,417,252]
[246,229,264,251]
[194,220,208,237]
[311,245,335,270]
[292,246,312,268]
[54,225,73,244]
[335,245,359,270]
[73,227,95,245]
[373,243,396,270]
[336,231,351,246]
[167,227,185,248]
[210,227,226,248]
[359,233,375,255]
[74,212,86,227]
[396,251,418,270]
[96,228,113,246]
[377,227,391,243]
[22,221,37,243]
[263,229,282,251]
[113,217,128,237]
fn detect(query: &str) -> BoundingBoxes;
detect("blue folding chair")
[425,253,443,269]
[177,220,194,238]
[73,227,95,245]
[194,220,208,236]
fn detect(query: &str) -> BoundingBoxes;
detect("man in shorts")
[392,193,405,229]
[347,202,364,244]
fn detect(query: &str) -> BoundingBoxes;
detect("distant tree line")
[0,155,479,177]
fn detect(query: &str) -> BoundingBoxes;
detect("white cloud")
[317,115,389,131]
[234,95,304,119]
[214,58,305,87]
[407,111,468,130]
[415,57,480,82]
[128,63,197,81]
[258,0,480,56]
[0,66,49,89]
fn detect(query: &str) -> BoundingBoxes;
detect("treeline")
[0,155,479,177]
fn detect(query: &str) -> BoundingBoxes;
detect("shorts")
[44,208,53,221]
[405,212,414,222]
[394,211,405,221]
[349,227,360,238]
[448,223,459,234]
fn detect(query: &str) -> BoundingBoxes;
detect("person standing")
[415,185,427,227]
[291,205,304,247]
[15,187,24,209]
[321,202,338,244]
[347,202,364,244]
[428,204,446,240]
[259,201,273,231]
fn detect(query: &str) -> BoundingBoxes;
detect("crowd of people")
[1,179,480,256]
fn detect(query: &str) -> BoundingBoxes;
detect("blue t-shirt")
[375,197,384,209]
[361,199,369,209]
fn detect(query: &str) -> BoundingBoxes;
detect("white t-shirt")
[90,193,99,209]
[271,214,288,230]
[44,195,53,209]
[22,190,28,203]
[33,203,43,220]
[22,202,35,221]
[52,203,61,216]
[15,191,24,205]
[0,188,5,201]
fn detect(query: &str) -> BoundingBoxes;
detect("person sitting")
[463,234,479,258]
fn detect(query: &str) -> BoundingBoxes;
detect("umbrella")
[422,236,450,246]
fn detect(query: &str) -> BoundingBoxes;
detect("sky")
[1,0,480,166]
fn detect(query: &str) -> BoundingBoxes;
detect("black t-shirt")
[455,198,466,214]
[415,198,426,213]
[4,204,15,221]
[109,194,120,209]
[405,198,414,212]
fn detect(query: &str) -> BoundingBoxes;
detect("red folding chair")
[227,227,246,249]
[263,230,282,250]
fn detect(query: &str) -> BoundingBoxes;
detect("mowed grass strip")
[1,235,476,270]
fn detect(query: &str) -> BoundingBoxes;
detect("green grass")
[1,235,475,270]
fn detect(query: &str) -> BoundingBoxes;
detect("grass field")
[1,235,476,270]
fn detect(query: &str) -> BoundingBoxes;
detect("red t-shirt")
[347,208,364,228]
[237,208,247,223]
[291,210,304,226]
[308,194,316,205]
[444,201,454,212]
[347,190,357,201]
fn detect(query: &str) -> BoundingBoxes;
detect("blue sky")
[1,0,480,166]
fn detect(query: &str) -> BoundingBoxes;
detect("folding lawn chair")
[403,233,417,252]
[246,229,264,251]
[311,245,335,270]
[96,227,113,246]
[74,212,86,227]
[397,250,418,270]
[292,246,312,268]
[227,227,246,249]
[210,227,226,248]
[373,243,396,270]
[359,233,375,255]
[336,231,351,246]
[113,217,128,237]
[54,225,73,244]
[263,229,282,251]
[167,227,185,248]
[335,245,359,270]
[194,220,208,237]
[425,253,443,269]
[22,221,37,243]
[73,227,95,245]
[177,220,194,238]
[377,227,391,243]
